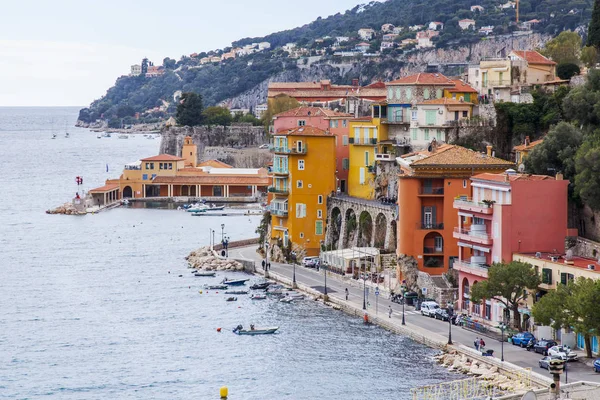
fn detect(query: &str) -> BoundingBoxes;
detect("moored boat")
[233,325,278,335]
[226,297,237,302]
[222,278,249,286]
[206,284,228,290]
[250,282,271,290]
[251,294,267,300]
[194,271,216,277]
[225,290,248,295]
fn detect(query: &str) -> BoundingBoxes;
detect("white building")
[470,5,484,12]
[283,43,297,52]
[335,36,350,44]
[173,90,182,102]
[459,19,476,30]
[130,64,142,76]
[380,42,395,52]
[416,30,439,48]
[393,27,404,34]
[381,23,395,33]
[254,104,268,119]
[358,28,375,41]
[428,21,444,31]
[409,24,425,31]
[258,42,271,50]
[479,26,494,35]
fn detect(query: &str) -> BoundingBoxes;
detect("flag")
[106,164,109,172]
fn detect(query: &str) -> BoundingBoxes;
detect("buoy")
[217,327,222,332]
[220,386,228,398]
[364,313,369,324]
[198,290,203,294]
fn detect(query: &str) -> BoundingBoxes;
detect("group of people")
[474,336,486,351]
[261,260,271,270]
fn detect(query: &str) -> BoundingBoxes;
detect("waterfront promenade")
[230,246,600,385]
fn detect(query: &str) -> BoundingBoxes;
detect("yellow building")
[513,136,543,166]
[347,116,389,199]
[269,126,336,256]
[443,79,478,104]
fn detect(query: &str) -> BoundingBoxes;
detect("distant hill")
[78,0,592,127]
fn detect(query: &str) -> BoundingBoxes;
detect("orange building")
[396,142,514,274]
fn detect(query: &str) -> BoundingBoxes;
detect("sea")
[0,107,458,399]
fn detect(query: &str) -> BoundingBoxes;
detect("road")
[230,246,600,384]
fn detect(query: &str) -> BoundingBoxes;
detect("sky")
[0,0,364,107]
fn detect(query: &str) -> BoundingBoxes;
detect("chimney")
[352,78,359,87]
[556,172,564,181]
[486,145,492,157]
[525,136,530,146]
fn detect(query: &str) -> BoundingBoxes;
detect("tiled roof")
[409,145,514,168]
[275,126,334,137]
[269,81,352,90]
[459,19,475,22]
[447,79,478,93]
[472,172,553,183]
[89,183,120,193]
[197,160,233,168]
[418,98,474,105]
[388,72,455,86]
[141,154,184,161]
[153,175,269,185]
[274,106,352,118]
[513,138,543,151]
[268,87,386,100]
[511,50,556,65]
[517,252,599,273]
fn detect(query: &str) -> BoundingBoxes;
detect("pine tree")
[588,0,600,48]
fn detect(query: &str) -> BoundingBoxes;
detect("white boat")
[97,134,102,139]
[118,134,129,139]
[104,132,112,138]
[251,294,267,300]
[233,325,278,335]
[51,133,57,139]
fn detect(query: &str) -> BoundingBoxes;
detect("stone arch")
[462,277,470,312]
[343,208,357,248]
[374,213,387,249]
[123,186,133,198]
[181,185,190,196]
[329,207,342,249]
[357,211,373,247]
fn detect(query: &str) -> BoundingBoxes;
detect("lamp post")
[321,241,328,300]
[221,223,225,244]
[500,322,506,362]
[447,301,454,345]
[401,287,406,325]
[362,256,367,310]
[265,243,269,278]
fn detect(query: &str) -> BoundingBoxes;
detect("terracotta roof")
[388,72,454,86]
[141,154,184,162]
[275,126,334,137]
[268,87,386,100]
[409,145,514,168]
[513,138,543,151]
[447,79,478,93]
[418,98,474,105]
[197,160,233,168]
[511,50,556,65]
[472,172,553,183]
[517,252,600,273]
[89,183,120,193]
[459,19,475,22]
[274,106,352,118]
[153,175,269,185]
[269,81,353,90]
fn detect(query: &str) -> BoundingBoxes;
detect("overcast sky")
[0,0,362,107]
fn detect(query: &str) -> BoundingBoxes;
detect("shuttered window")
[315,221,323,235]
[425,110,436,125]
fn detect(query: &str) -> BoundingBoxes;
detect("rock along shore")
[46,202,86,215]
[186,246,244,271]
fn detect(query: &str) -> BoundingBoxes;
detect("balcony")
[383,118,409,125]
[350,138,378,146]
[271,168,289,176]
[483,80,512,88]
[417,222,444,230]
[290,145,307,155]
[453,198,494,214]
[453,259,490,278]
[270,146,290,154]
[268,186,289,195]
[418,187,444,196]
[423,246,444,254]
[271,209,288,217]
[375,153,394,161]
[453,227,493,245]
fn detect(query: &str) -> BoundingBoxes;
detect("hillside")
[78,0,592,127]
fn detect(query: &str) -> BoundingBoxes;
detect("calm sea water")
[0,107,457,399]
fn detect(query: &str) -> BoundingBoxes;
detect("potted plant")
[482,199,495,208]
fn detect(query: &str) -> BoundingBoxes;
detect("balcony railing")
[290,145,307,154]
[453,198,494,213]
[453,227,491,241]
[423,247,444,254]
[350,138,378,146]
[418,222,444,230]
[375,153,394,161]
[418,187,444,195]
[270,146,290,153]
[271,209,288,217]
[271,168,289,175]
[453,259,490,277]
[269,145,307,154]
[268,186,289,195]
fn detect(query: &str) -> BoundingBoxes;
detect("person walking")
[479,338,486,351]
[474,337,480,351]
[261,260,266,270]
[345,288,349,301]
[388,305,393,318]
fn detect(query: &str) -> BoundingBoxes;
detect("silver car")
[548,345,578,361]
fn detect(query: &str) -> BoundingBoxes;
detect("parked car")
[593,359,600,373]
[548,345,578,361]
[539,356,553,370]
[512,332,536,347]
[258,144,269,149]
[534,340,558,356]
[434,308,456,323]
[302,257,319,268]
[420,301,440,317]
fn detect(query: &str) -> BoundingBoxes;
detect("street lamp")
[362,256,367,310]
[401,287,406,325]
[221,223,225,244]
[499,322,506,362]
[447,301,454,345]
[320,241,327,299]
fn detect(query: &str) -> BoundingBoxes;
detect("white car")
[259,144,269,149]
[548,345,578,361]
[420,301,440,317]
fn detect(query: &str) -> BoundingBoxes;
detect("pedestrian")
[480,338,486,351]
[345,288,349,300]
[388,305,393,318]
[474,337,480,351]
[261,260,266,270]
[267,262,271,270]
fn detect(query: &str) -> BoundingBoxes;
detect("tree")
[163,57,177,69]
[541,31,581,65]
[524,122,583,180]
[470,261,541,329]
[261,94,300,129]
[588,0,600,49]
[533,278,600,358]
[202,106,233,126]
[581,46,599,68]
[176,92,204,126]
[563,69,600,128]
[575,133,600,210]
[556,63,581,80]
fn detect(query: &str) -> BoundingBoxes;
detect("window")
[464,93,471,102]
[342,120,347,128]
[424,129,430,140]
[436,129,442,141]
[425,110,436,125]
[318,195,323,204]
[354,127,360,141]
[463,111,468,118]
[297,180,303,188]
[296,203,307,218]
[359,168,365,184]
[411,110,417,120]
[315,220,323,235]
[168,163,172,170]
[317,209,323,218]
[463,179,467,188]
[342,135,348,145]
[406,88,412,100]
[542,268,553,284]
[560,273,574,285]
[299,232,304,238]
[142,174,148,180]
[363,127,370,144]
[423,88,430,99]
[411,128,418,140]
[395,88,401,99]
[364,151,369,166]
[296,140,303,153]
[342,158,349,170]
[298,160,305,170]
[484,304,491,320]
[473,217,484,225]
[436,89,443,99]
[151,174,156,179]
[387,88,394,99]
[298,120,306,126]
[159,163,164,170]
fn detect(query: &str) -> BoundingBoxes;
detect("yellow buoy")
[198,290,203,294]
[219,386,228,398]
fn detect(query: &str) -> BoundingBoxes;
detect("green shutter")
[426,110,436,125]
[316,221,323,235]
[464,93,471,102]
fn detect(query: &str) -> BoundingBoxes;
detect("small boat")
[195,271,216,277]
[65,132,70,138]
[250,282,271,290]
[206,284,228,290]
[104,132,112,138]
[225,290,248,295]
[204,204,225,211]
[226,297,238,302]
[266,285,285,296]
[222,278,249,286]
[251,294,267,300]
[121,199,130,206]
[51,133,57,139]
[280,297,294,303]
[233,325,278,335]
[118,134,129,139]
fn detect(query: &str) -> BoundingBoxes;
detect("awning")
[472,245,491,253]
[458,212,473,218]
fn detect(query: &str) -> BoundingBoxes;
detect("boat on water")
[186,203,225,212]
[96,133,102,139]
[280,297,294,303]
[251,294,267,300]
[118,134,129,139]
[266,284,285,295]
[195,271,216,277]
[65,132,70,138]
[104,132,112,138]
[206,284,228,290]
[233,325,278,335]
[250,282,271,290]
[222,278,249,286]
[226,297,237,302]
[51,133,57,139]
[225,290,248,295]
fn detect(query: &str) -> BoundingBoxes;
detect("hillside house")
[459,19,476,30]
[417,30,439,48]
[409,25,425,31]
[393,27,404,34]
[471,5,484,12]
[381,23,395,32]
[358,28,376,41]
[355,42,371,52]
[479,26,494,35]
[428,22,444,31]
[383,34,398,42]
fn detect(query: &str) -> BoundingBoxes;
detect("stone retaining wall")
[213,237,260,251]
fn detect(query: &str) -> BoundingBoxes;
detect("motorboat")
[226,297,237,302]
[251,294,267,300]
[233,325,278,335]
[222,278,249,286]
[195,271,216,277]
[187,203,225,213]
[250,282,271,290]
[104,132,112,138]
[225,290,248,295]
[206,284,228,290]
[266,284,285,296]
[97,134,102,139]
[204,204,225,211]
[51,133,57,139]
[118,134,129,139]
[121,199,130,206]
[280,297,294,303]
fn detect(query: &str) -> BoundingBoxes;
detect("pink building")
[272,107,352,193]
[452,170,568,323]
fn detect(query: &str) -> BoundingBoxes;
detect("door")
[340,180,346,193]
[297,141,303,153]
[283,231,289,247]
[434,236,443,252]
[423,206,433,228]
